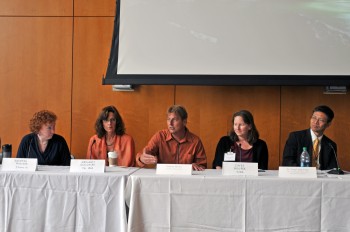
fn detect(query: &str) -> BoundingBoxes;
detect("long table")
[125,169,350,232]
[0,165,139,232]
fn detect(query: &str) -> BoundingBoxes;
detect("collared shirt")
[310,129,323,167]
[136,129,207,168]
[87,134,135,167]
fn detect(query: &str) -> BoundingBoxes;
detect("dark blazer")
[282,129,337,170]
[212,136,268,170]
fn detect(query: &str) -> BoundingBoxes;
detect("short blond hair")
[167,105,188,120]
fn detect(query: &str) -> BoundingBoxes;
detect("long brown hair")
[95,105,125,138]
[229,110,259,145]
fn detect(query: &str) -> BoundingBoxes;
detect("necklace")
[105,134,116,146]
[106,142,115,146]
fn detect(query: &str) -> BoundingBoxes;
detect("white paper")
[222,162,258,176]
[156,164,192,175]
[278,166,317,178]
[224,152,236,161]
[1,158,37,172]
[70,159,105,173]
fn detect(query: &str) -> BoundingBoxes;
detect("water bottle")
[300,147,310,167]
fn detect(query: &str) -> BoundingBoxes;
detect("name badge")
[156,164,192,175]
[278,166,317,178]
[1,158,38,172]
[70,159,105,173]
[224,152,236,161]
[222,162,258,176]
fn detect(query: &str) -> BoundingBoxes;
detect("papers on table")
[222,162,258,176]
[279,166,317,178]
[1,158,38,172]
[70,159,105,173]
[156,164,192,175]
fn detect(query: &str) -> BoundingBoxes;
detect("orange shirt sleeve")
[115,134,135,167]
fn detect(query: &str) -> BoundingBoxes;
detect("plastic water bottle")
[300,147,310,167]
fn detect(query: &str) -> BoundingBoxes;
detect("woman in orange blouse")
[87,105,135,167]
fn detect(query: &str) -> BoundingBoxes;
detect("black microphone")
[90,139,96,159]
[238,143,242,162]
[27,138,33,158]
[327,142,344,175]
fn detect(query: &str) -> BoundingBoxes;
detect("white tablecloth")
[0,165,139,232]
[125,169,350,232]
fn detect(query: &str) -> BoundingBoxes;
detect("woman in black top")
[212,110,268,170]
[16,110,71,166]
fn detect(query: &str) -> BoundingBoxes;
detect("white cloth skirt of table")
[125,169,350,232]
[0,165,139,232]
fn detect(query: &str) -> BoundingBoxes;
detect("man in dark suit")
[282,105,337,170]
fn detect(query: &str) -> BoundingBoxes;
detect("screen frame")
[102,0,350,86]
[103,74,350,85]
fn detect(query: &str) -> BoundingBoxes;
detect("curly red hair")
[29,110,57,133]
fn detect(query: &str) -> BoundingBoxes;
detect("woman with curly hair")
[16,110,71,165]
[86,105,135,167]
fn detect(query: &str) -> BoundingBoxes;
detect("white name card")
[222,162,258,176]
[70,159,105,173]
[156,164,192,175]
[278,166,317,178]
[1,158,38,172]
[224,152,236,161]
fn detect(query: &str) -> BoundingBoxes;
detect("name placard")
[222,162,258,176]
[1,158,38,172]
[278,166,317,178]
[156,164,192,175]
[70,159,105,173]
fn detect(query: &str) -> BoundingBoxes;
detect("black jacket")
[282,129,337,170]
[212,136,268,170]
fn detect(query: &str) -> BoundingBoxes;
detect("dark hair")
[29,110,57,133]
[167,105,188,120]
[95,105,125,138]
[312,105,334,123]
[229,110,259,145]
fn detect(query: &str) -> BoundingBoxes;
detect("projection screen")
[103,0,350,85]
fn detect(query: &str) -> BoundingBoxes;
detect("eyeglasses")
[103,118,116,123]
[311,116,327,124]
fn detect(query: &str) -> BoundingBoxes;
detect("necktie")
[313,138,319,168]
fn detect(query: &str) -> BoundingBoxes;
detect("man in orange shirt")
[136,105,207,170]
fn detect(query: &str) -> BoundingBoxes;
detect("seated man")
[282,105,338,170]
[136,105,207,170]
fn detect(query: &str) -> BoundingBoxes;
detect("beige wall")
[1,0,349,170]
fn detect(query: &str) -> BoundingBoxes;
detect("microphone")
[27,138,33,158]
[90,139,96,159]
[238,143,242,162]
[327,142,344,175]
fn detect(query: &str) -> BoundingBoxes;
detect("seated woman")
[87,105,135,167]
[17,110,71,165]
[212,110,268,170]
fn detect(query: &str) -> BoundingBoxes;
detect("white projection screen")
[103,0,350,85]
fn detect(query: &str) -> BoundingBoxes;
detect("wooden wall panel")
[0,17,73,156]
[71,17,175,159]
[2,0,350,172]
[74,0,115,16]
[0,0,72,16]
[281,86,350,170]
[176,86,281,169]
